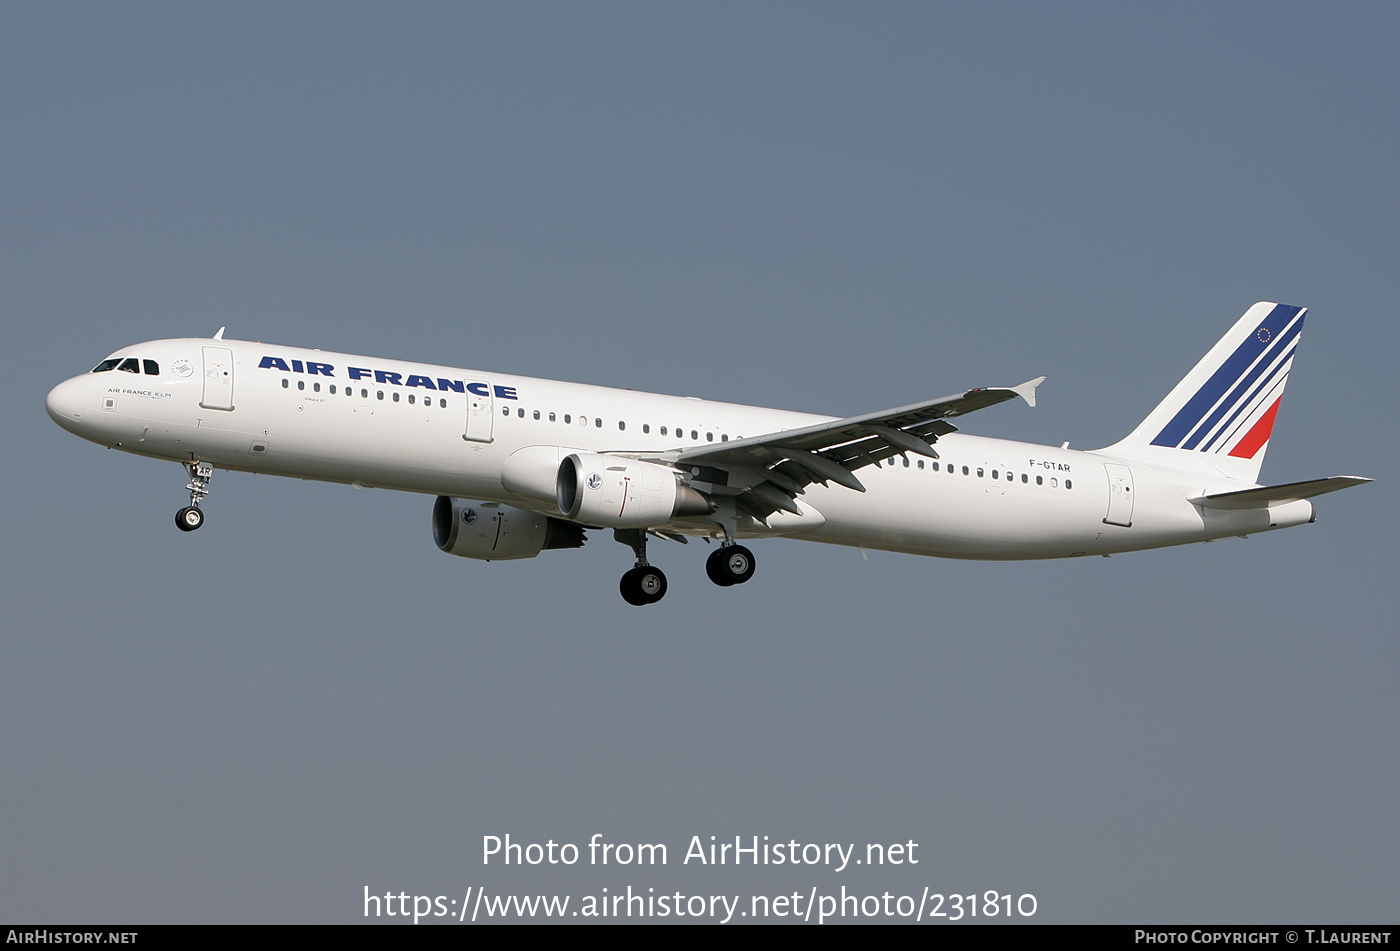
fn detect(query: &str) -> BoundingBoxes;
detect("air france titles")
[257,356,518,400]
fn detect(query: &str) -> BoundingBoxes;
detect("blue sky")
[3,2,1396,923]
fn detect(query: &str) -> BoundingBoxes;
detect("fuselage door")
[1103,463,1135,527]
[465,385,494,443]
[200,346,235,411]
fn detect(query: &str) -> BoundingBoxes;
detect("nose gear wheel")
[175,506,204,532]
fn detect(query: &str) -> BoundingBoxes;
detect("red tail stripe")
[1228,398,1282,459]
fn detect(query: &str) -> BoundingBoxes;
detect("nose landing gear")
[175,461,213,532]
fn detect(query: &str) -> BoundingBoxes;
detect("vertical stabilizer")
[1102,302,1306,484]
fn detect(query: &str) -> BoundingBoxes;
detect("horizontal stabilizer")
[1190,475,1372,510]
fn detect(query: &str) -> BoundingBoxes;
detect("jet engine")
[432,497,585,561]
[556,452,712,529]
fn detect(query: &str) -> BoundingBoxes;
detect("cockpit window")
[92,358,123,372]
[143,359,159,376]
[118,358,140,373]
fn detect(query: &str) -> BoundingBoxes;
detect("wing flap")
[657,378,1043,519]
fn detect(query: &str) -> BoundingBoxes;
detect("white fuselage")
[46,337,1315,560]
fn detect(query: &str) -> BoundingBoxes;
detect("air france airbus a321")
[46,302,1369,604]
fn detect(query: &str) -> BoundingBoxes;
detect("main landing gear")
[706,543,756,587]
[174,461,212,532]
[615,529,667,606]
[613,529,758,605]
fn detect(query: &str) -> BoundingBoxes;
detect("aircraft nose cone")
[46,376,89,431]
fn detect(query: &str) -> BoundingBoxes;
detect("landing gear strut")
[175,461,212,532]
[615,529,667,606]
[704,500,757,587]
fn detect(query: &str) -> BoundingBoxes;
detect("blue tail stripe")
[1199,339,1298,452]
[1206,366,1290,455]
[1180,314,1303,450]
[1151,304,1304,448]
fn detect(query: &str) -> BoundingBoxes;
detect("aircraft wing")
[653,377,1045,521]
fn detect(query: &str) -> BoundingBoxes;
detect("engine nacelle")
[432,497,585,561]
[557,452,712,529]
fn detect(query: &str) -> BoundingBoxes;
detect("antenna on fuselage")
[213,327,226,340]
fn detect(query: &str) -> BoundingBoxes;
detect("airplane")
[46,302,1370,605]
